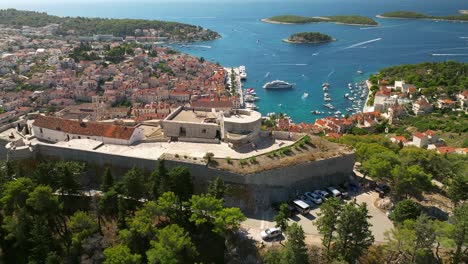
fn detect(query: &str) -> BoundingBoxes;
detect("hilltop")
[283,32,335,44]
[378,11,468,22]
[262,14,378,26]
[0,9,220,42]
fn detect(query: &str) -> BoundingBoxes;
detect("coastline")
[260,18,297,25]
[261,18,378,26]
[376,14,468,23]
[363,80,375,113]
[282,38,336,44]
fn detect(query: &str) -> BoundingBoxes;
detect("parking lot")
[241,188,394,245]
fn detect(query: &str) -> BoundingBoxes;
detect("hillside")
[0,9,220,42]
[369,61,468,98]
[263,14,378,26]
[284,32,334,44]
[379,11,468,22]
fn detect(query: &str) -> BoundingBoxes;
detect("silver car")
[260,227,282,240]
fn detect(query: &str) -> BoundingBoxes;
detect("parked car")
[314,190,330,201]
[375,184,390,197]
[337,186,350,199]
[304,191,323,204]
[299,195,315,206]
[260,227,282,240]
[326,187,342,198]
[293,199,311,215]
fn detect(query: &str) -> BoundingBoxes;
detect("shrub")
[390,199,422,223]
[249,157,257,164]
[204,152,215,162]
[239,159,247,166]
[225,157,232,164]
[175,154,179,158]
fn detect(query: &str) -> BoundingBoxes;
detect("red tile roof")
[34,115,136,140]
[437,147,456,154]
[413,132,426,139]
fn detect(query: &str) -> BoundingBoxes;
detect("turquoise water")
[3,0,467,123]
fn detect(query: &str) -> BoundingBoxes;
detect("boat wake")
[272,63,308,66]
[187,45,212,49]
[343,38,382,49]
[360,23,409,30]
[264,72,270,78]
[312,52,320,56]
[432,53,468,56]
[327,68,335,78]
[459,37,468,39]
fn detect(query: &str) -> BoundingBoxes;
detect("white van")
[293,199,310,215]
[326,187,342,198]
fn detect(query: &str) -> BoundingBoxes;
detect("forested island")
[283,32,335,44]
[0,9,220,42]
[262,15,378,26]
[378,11,468,22]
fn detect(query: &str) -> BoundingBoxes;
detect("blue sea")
[3,0,467,123]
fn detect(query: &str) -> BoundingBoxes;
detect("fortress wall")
[32,143,354,212]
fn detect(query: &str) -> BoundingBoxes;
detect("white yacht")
[239,65,247,80]
[263,80,294,89]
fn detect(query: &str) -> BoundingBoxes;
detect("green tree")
[390,199,422,224]
[156,191,180,223]
[101,167,114,192]
[315,197,342,253]
[188,194,223,226]
[28,216,58,263]
[122,166,146,200]
[69,211,98,257]
[446,173,468,206]
[0,177,35,213]
[119,201,159,255]
[391,165,432,199]
[273,203,290,231]
[451,204,468,264]
[262,248,283,264]
[412,214,436,263]
[146,224,198,264]
[26,185,61,216]
[361,151,399,182]
[56,161,84,195]
[281,223,308,264]
[334,202,374,263]
[207,176,227,199]
[103,244,141,264]
[98,188,119,218]
[150,160,169,200]
[168,166,193,201]
[213,207,246,235]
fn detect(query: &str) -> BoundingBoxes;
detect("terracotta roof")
[413,132,426,139]
[424,130,437,136]
[33,115,136,140]
[437,147,456,154]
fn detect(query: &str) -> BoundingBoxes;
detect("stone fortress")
[2,109,354,212]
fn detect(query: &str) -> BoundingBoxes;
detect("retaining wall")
[16,142,354,213]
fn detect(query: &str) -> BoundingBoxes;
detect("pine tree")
[101,168,114,192]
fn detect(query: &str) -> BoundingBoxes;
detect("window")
[202,129,206,134]
[39,128,43,133]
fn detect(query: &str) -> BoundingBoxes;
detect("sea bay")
[3,0,467,123]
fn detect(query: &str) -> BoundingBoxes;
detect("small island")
[262,14,378,26]
[378,11,468,22]
[283,32,335,44]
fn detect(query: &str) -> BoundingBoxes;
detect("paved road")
[241,190,394,245]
